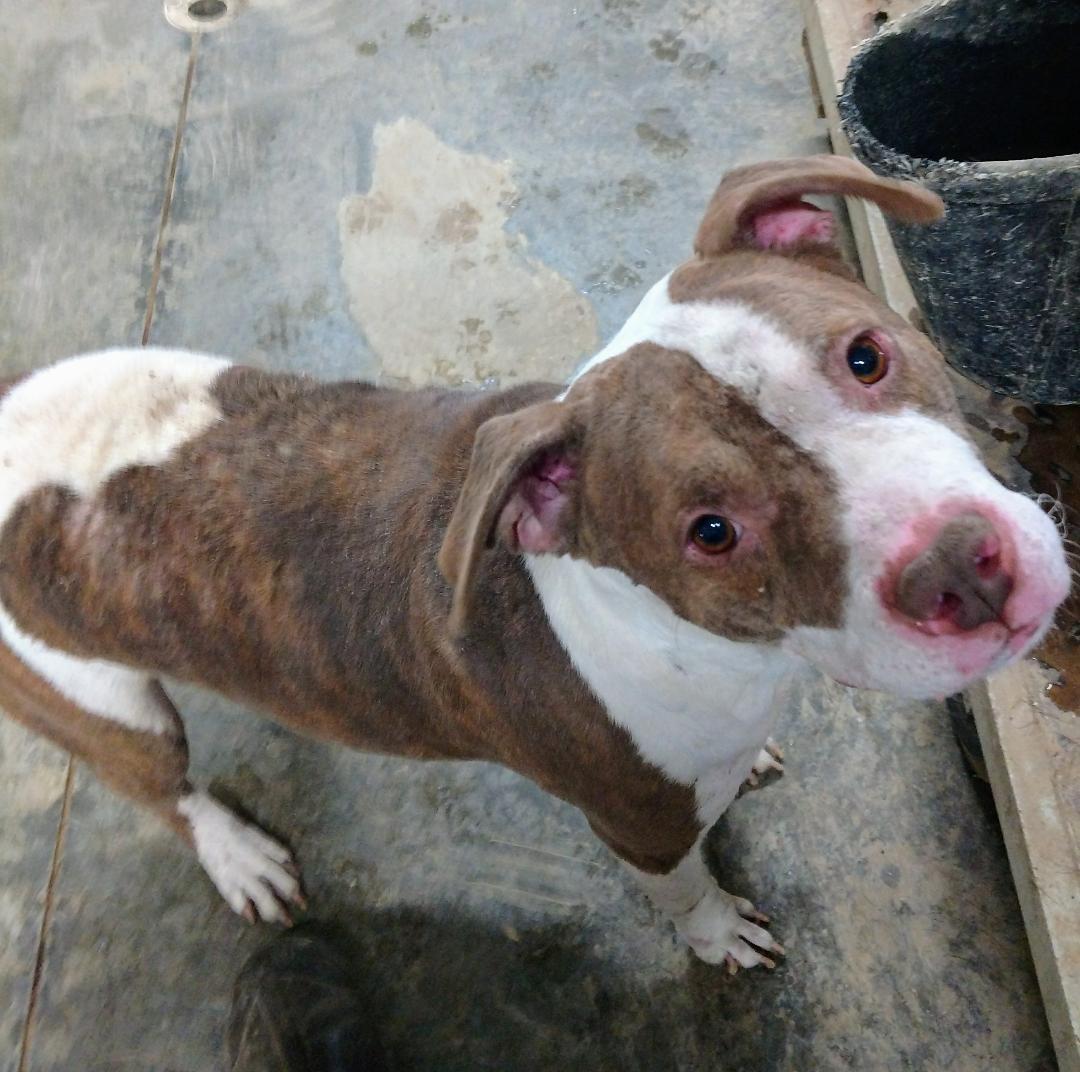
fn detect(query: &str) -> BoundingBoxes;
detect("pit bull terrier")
[0,156,1068,970]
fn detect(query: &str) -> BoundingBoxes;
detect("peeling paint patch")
[338,119,598,386]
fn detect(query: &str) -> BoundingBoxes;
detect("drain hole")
[188,0,227,20]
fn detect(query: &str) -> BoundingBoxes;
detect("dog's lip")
[1005,618,1041,653]
[889,609,1036,645]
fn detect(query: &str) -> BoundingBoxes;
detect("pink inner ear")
[501,453,574,555]
[750,199,835,250]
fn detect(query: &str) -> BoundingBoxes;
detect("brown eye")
[690,515,738,554]
[846,334,889,385]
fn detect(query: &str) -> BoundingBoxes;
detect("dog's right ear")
[439,399,582,635]
[693,155,944,260]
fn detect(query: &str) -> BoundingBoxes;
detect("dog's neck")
[525,553,806,785]
[531,273,808,786]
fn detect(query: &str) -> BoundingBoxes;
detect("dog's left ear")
[693,155,944,260]
[439,400,581,635]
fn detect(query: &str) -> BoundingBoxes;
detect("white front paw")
[676,888,783,972]
[179,792,305,925]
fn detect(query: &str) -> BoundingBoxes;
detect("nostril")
[973,536,1003,580]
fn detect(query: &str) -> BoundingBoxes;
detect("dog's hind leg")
[0,624,302,924]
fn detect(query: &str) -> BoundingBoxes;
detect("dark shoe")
[226,924,389,1072]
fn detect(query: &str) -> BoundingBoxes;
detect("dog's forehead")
[577,276,836,445]
[574,258,959,445]
[585,343,802,467]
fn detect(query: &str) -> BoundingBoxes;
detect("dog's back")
[0,351,555,755]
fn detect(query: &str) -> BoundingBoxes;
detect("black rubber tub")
[839,0,1080,403]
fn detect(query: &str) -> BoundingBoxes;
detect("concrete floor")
[0,1,1056,1069]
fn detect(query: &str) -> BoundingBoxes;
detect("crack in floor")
[16,33,200,1070]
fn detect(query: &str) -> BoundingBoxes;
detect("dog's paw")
[180,792,306,925]
[744,737,784,789]
[677,888,784,972]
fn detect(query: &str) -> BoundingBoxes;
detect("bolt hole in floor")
[188,0,227,20]
[163,0,233,33]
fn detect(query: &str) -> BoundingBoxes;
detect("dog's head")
[440,156,1070,699]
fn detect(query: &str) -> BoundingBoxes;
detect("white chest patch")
[526,554,802,819]
[0,603,180,734]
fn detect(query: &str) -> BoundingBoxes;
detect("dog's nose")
[894,512,1013,631]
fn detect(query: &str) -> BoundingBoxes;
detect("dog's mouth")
[830,618,1040,690]
[884,603,1042,646]
[819,591,1051,697]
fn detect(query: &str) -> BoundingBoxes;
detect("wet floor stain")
[649,30,685,62]
[635,108,691,158]
[405,14,434,40]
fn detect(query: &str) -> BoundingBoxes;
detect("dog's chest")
[526,554,801,796]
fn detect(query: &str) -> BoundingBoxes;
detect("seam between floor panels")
[16,35,200,1071]
[142,35,200,347]
[16,759,74,1072]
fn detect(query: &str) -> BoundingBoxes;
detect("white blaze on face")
[567,283,1070,700]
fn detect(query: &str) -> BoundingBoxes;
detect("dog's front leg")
[626,838,783,971]
[586,762,783,972]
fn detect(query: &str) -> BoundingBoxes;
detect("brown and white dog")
[0,157,1068,971]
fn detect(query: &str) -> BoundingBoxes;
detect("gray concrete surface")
[0,1,1056,1069]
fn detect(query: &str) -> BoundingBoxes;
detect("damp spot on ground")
[649,31,684,62]
[585,261,644,294]
[680,51,722,79]
[434,201,482,245]
[635,109,690,158]
[406,14,434,39]
[611,174,657,211]
[600,0,640,30]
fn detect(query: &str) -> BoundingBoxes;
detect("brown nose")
[894,513,1014,630]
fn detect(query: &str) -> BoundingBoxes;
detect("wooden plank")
[800,3,1080,1071]
[970,670,1080,1072]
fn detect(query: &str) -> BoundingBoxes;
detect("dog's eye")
[690,515,738,554]
[846,334,889,385]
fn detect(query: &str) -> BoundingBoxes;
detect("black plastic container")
[839,0,1080,403]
